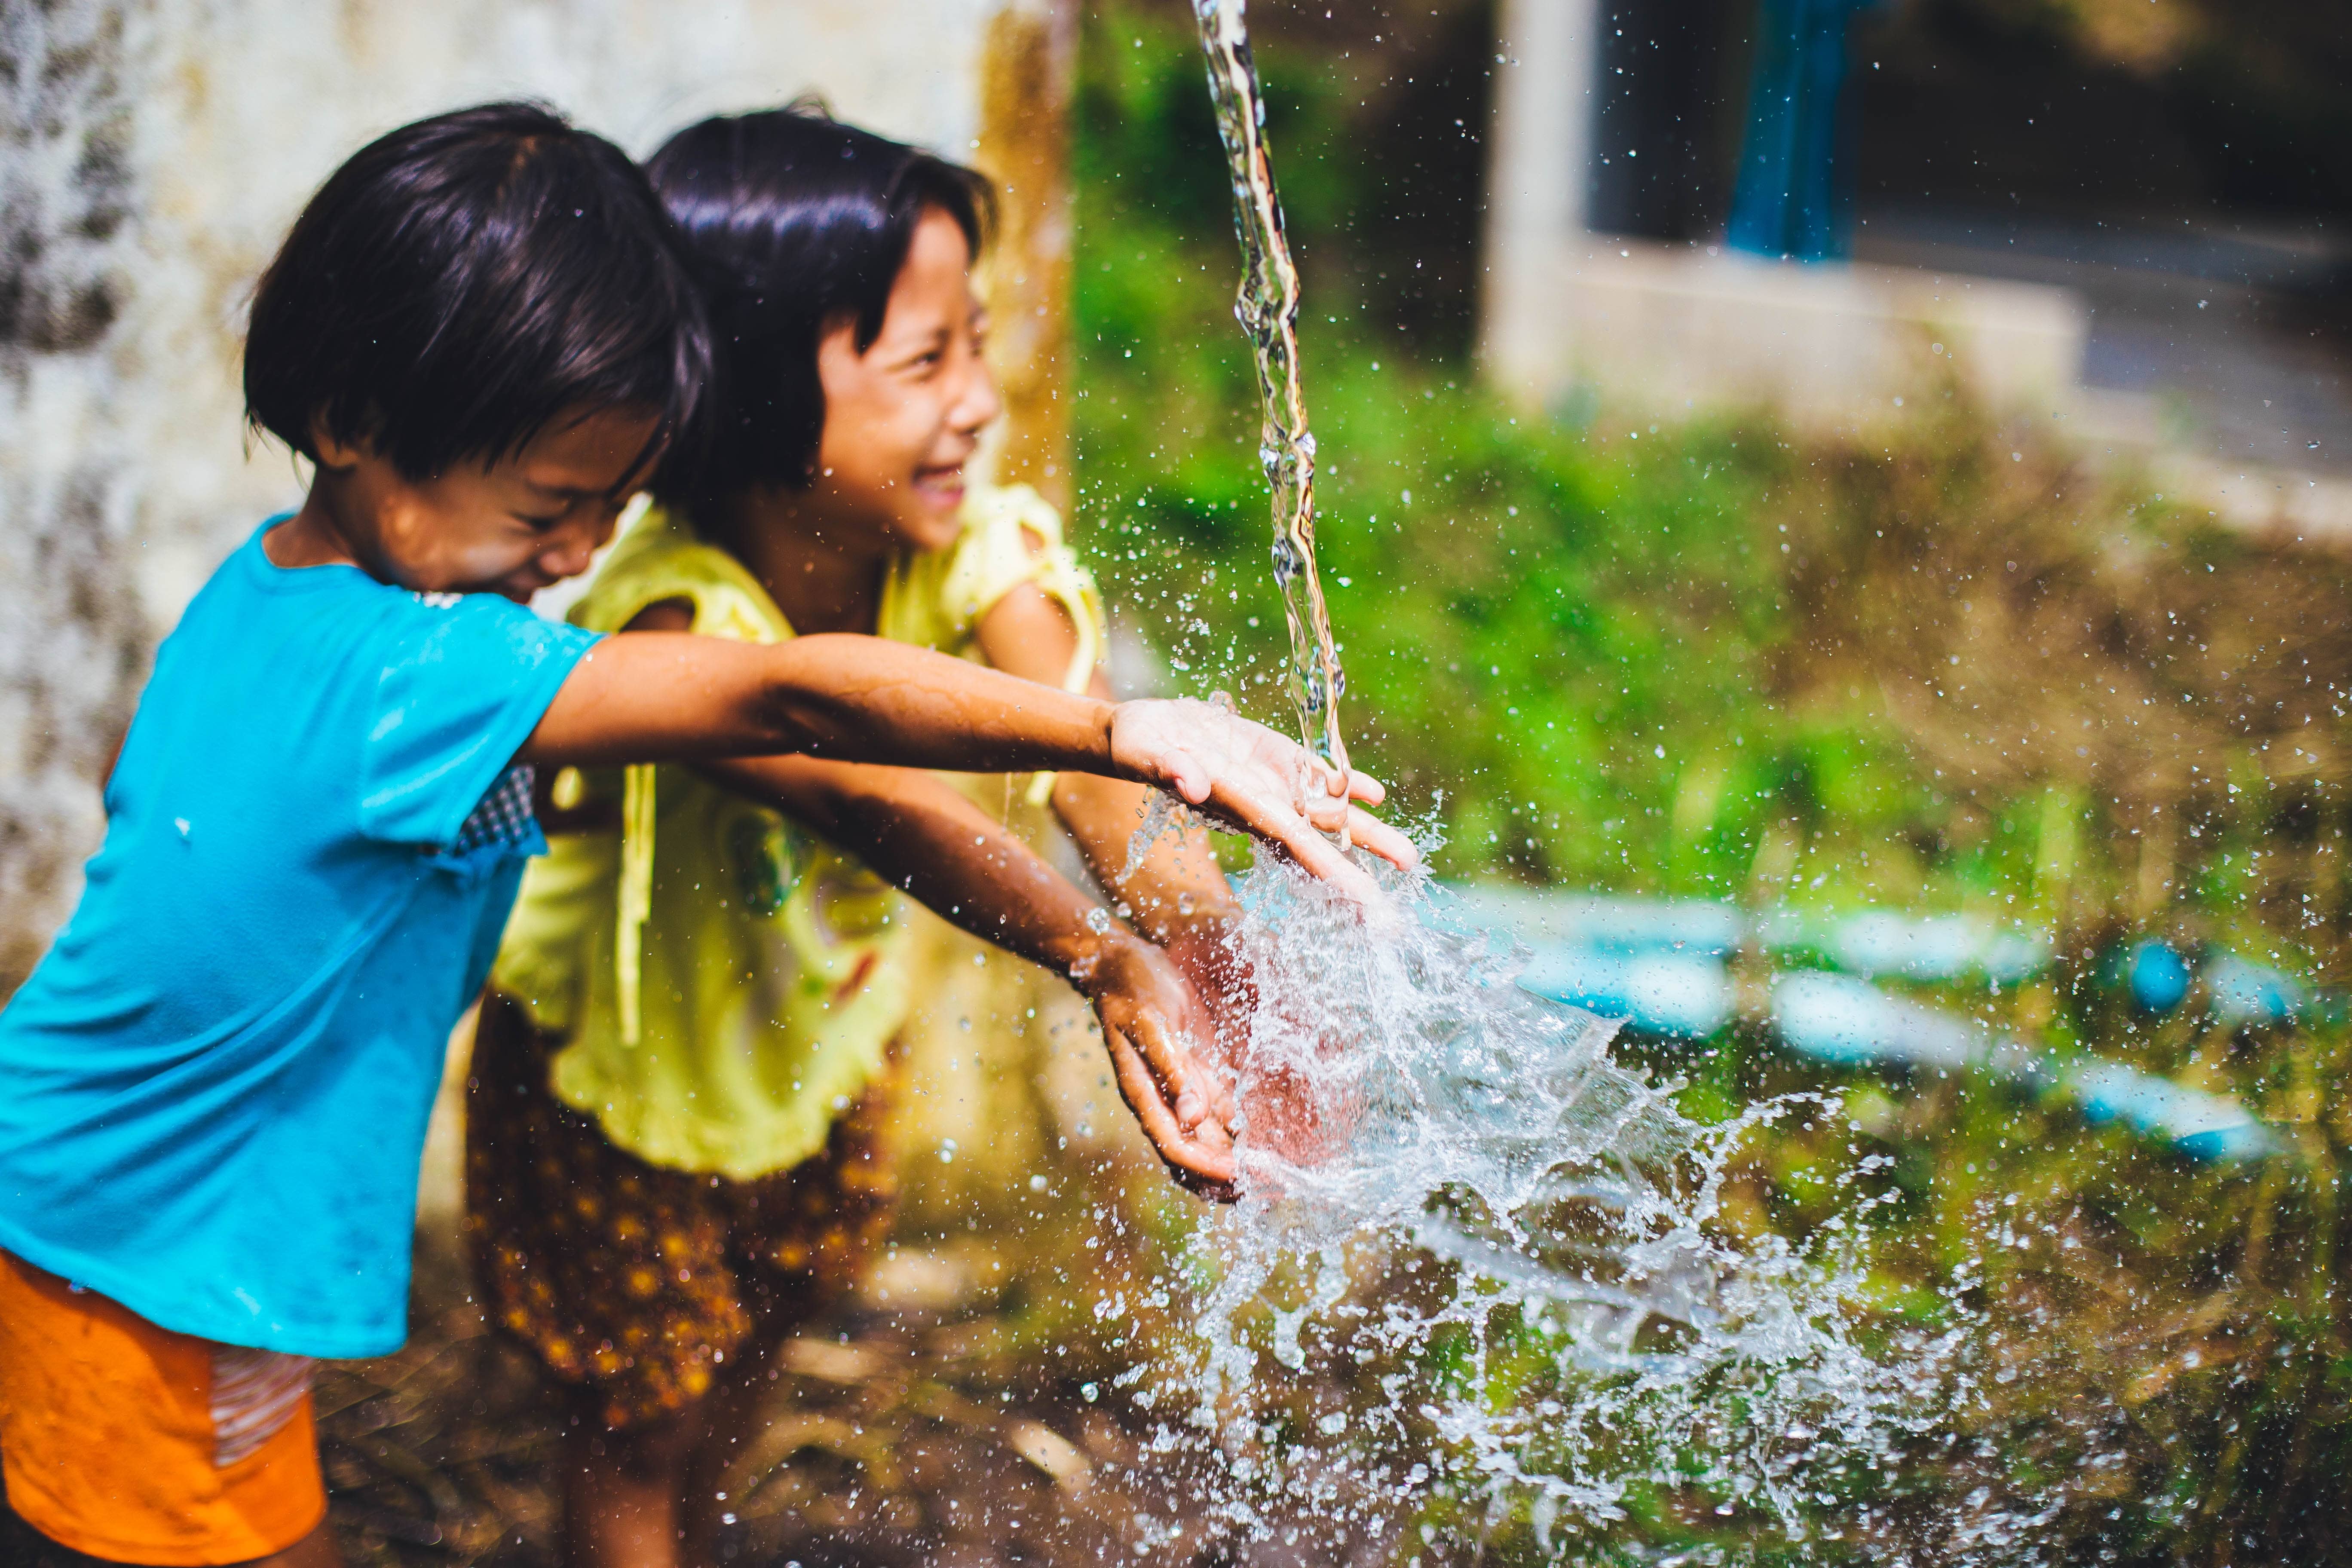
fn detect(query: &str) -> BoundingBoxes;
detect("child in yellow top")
[0,102,1411,1568]
[470,107,1259,1566]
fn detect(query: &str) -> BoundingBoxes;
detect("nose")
[949,349,1003,438]
[539,515,609,584]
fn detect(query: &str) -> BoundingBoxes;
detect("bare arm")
[698,748,1238,1194]
[521,623,1417,897]
[976,584,1259,1097]
[593,601,1237,1192]
[523,630,1114,775]
[975,582,1240,945]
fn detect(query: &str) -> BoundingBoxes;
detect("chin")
[903,505,966,552]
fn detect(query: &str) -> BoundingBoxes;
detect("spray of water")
[1120,852,1985,1557]
[1155,6,2017,1556]
[1189,0,1349,775]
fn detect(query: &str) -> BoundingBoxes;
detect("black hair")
[643,104,992,504]
[245,101,710,487]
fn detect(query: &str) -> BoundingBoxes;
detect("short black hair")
[245,101,710,487]
[643,105,992,505]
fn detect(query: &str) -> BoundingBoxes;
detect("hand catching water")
[1072,928,1242,1200]
[1105,695,1414,902]
[1163,912,1360,1174]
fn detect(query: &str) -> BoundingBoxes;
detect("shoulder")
[940,483,1075,607]
[956,482,1066,557]
[574,502,787,643]
[168,524,437,665]
[381,588,599,682]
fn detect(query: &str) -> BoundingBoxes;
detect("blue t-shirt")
[0,521,599,1357]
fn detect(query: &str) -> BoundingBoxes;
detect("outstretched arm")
[522,630,1415,898]
[974,582,1240,944]
[696,749,1239,1197]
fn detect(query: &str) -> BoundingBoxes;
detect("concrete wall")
[1486,238,2089,427]
[0,0,1072,990]
[1479,0,2088,427]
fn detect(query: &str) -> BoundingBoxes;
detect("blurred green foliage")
[1073,2,2352,959]
[1078,8,1905,898]
[1068,6,2352,1564]
[1078,9,2045,924]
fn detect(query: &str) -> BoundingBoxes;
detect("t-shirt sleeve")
[947,487,1106,692]
[357,595,602,846]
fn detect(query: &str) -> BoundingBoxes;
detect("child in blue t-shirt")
[0,102,1411,1568]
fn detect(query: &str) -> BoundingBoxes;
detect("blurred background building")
[1474,0,2352,520]
[1126,0,2351,522]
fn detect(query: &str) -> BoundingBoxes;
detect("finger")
[1282,833,1384,902]
[1158,746,1213,805]
[1204,1050,1239,1131]
[1297,780,1361,832]
[1249,812,1386,903]
[1105,1025,1238,1192]
[1178,1025,1239,1133]
[1291,793,1418,873]
[1126,1005,1210,1131]
[1344,807,1420,870]
[1343,769,1388,808]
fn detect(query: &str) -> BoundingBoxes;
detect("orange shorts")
[0,1252,327,1565]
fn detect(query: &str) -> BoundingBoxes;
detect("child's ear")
[309,418,367,471]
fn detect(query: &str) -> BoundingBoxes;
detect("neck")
[268,469,375,575]
[714,487,888,637]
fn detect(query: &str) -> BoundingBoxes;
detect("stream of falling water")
[1190,0,1349,774]
[1134,5,2025,1559]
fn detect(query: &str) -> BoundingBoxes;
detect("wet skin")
[259,400,1415,1181]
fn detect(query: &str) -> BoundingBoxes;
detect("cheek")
[823,405,934,488]
[433,526,539,585]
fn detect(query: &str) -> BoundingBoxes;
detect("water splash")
[1167,5,1998,1553]
[1189,0,1349,775]
[1124,854,1988,1559]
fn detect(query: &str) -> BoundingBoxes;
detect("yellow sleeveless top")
[490,484,1102,1179]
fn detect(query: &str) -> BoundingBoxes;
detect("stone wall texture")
[0,0,1070,991]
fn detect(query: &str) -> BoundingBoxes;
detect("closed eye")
[891,328,953,376]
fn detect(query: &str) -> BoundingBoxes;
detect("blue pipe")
[1440,889,2049,983]
[1503,944,2275,1163]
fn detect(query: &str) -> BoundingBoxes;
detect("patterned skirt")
[464,993,900,1429]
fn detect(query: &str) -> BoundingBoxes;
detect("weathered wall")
[0,0,1074,991]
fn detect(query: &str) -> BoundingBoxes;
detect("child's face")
[808,207,1001,555]
[317,408,661,600]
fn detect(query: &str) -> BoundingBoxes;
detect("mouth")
[910,462,968,510]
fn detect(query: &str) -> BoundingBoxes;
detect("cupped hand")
[1165,911,1361,1173]
[1078,931,1241,1200]
[1106,697,1418,902]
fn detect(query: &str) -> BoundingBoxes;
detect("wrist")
[1129,893,1241,949]
[1057,916,1141,995]
[1093,698,1127,779]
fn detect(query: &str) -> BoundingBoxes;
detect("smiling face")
[302,407,662,600]
[803,206,1002,556]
